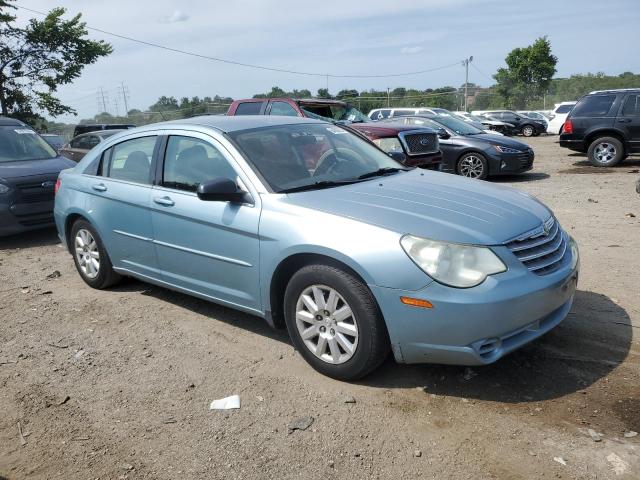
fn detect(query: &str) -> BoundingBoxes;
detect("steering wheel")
[313,147,369,177]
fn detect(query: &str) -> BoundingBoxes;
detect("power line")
[471,63,494,82]
[15,4,460,79]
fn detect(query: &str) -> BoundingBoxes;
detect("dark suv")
[560,89,640,166]
[480,111,546,137]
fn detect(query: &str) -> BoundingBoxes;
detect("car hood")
[283,169,550,245]
[471,134,531,150]
[0,156,76,180]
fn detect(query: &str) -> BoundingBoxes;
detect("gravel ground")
[1,135,639,479]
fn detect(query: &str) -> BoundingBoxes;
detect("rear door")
[150,131,261,312]
[618,93,640,152]
[86,134,160,277]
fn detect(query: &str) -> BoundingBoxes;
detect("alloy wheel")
[522,125,534,136]
[594,142,616,163]
[459,155,485,179]
[295,284,359,364]
[75,228,100,279]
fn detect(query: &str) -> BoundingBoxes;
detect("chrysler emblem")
[41,180,55,188]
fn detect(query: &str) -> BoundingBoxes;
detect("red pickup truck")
[227,98,442,169]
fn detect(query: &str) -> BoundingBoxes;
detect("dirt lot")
[1,135,639,479]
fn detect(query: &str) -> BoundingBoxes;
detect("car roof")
[0,116,27,127]
[149,115,327,133]
[589,88,640,94]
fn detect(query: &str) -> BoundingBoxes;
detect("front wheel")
[457,153,489,180]
[521,125,535,137]
[588,137,624,167]
[284,264,390,380]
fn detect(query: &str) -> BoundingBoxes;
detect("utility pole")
[387,87,390,107]
[120,82,130,116]
[462,56,473,112]
[98,87,108,113]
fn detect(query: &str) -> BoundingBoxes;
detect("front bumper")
[370,247,579,366]
[488,149,535,175]
[0,200,55,237]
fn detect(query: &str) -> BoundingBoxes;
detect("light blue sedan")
[54,116,579,380]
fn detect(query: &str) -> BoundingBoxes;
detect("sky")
[11,0,640,122]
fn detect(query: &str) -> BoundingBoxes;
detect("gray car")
[60,130,125,162]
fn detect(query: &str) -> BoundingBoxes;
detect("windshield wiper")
[356,167,409,180]
[279,180,358,193]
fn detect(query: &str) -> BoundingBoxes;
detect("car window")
[162,136,238,192]
[0,126,57,162]
[392,110,414,117]
[371,109,391,120]
[70,137,84,148]
[621,95,640,116]
[105,136,156,184]
[555,104,574,114]
[405,118,441,129]
[571,95,615,117]
[78,135,100,150]
[269,101,298,116]
[235,102,265,115]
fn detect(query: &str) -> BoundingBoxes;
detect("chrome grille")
[506,217,567,275]
[399,131,439,155]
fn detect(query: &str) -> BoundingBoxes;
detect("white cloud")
[400,46,423,55]
[158,10,189,24]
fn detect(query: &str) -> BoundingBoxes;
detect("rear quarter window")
[555,105,574,114]
[570,96,615,117]
[235,102,265,115]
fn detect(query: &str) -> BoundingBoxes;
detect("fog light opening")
[400,297,433,309]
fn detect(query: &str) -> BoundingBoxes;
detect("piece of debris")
[553,457,567,466]
[73,350,85,359]
[462,367,477,381]
[625,212,636,218]
[328,460,335,468]
[342,395,356,404]
[17,422,27,446]
[209,395,240,410]
[57,395,70,406]
[628,169,639,173]
[46,270,61,279]
[624,431,638,438]
[162,417,177,424]
[287,416,314,434]
[47,341,69,349]
[40,290,53,295]
[71,436,90,441]
[120,463,134,471]
[413,449,422,458]
[587,428,602,442]
[606,452,628,475]
[20,287,30,294]
[256,395,264,402]
[607,245,621,248]
[587,198,598,203]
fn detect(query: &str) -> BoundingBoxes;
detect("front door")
[618,93,640,152]
[150,133,261,313]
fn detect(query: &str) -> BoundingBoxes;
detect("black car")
[559,88,640,166]
[40,133,66,152]
[480,111,546,137]
[73,123,135,137]
[0,117,76,236]
[384,115,534,179]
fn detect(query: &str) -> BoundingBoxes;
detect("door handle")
[618,118,632,123]
[153,196,175,207]
[92,183,107,192]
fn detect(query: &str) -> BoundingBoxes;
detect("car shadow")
[359,290,633,403]
[491,172,550,183]
[0,227,60,251]
[110,278,291,345]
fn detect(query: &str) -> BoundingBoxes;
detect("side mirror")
[514,116,521,121]
[388,151,407,163]
[437,128,451,140]
[197,178,248,203]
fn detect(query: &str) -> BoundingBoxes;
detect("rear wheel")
[70,219,121,289]
[587,137,624,167]
[284,264,389,380]
[457,153,488,180]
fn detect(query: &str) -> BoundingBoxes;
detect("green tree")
[494,36,557,109]
[0,1,112,117]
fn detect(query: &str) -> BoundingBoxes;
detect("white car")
[546,102,576,135]
[368,107,450,120]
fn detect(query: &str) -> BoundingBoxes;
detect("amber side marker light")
[400,297,433,309]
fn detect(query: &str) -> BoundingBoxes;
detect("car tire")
[283,264,390,380]
[521,125,535,137]
[587,136,625,167]
[70,219,121,289]
[457,153,489,180]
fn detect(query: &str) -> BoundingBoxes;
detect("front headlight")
[493,145,522,154]
[373,137,404,154]
[0,180,10,194]
[400,235,507,288]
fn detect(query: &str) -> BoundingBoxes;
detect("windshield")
[300,103,369,123]
[0,126,57,162]
[429,115,484,135]
[230,123,405,192]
